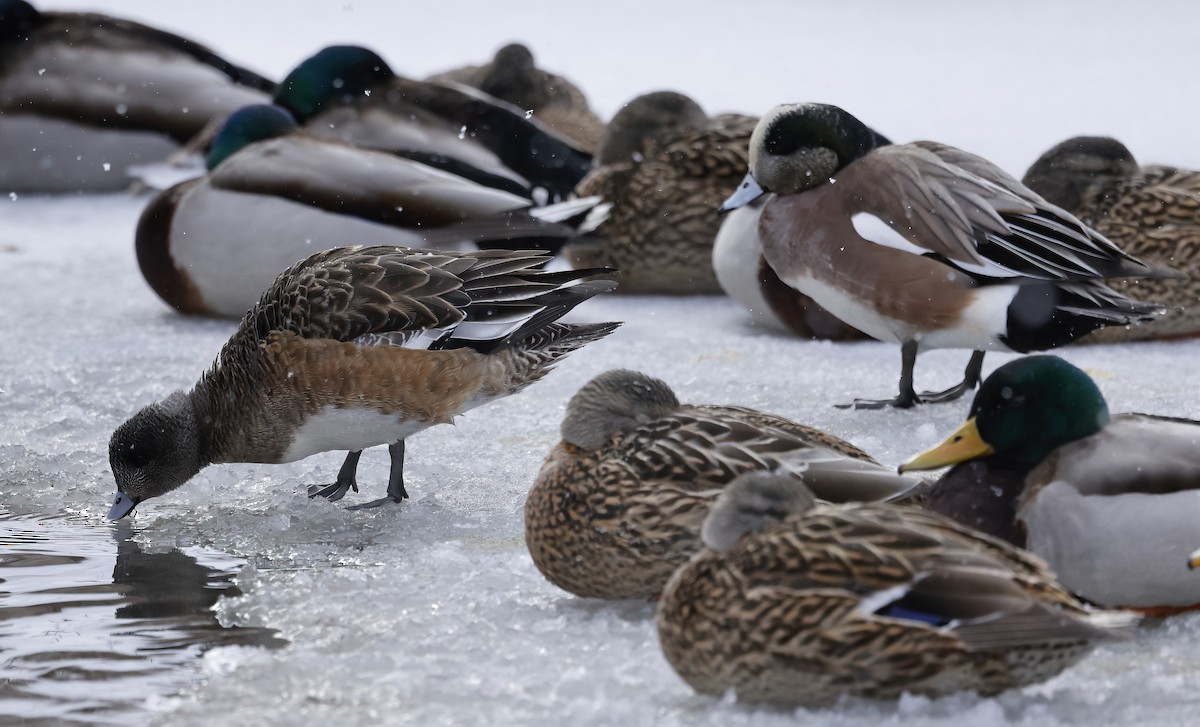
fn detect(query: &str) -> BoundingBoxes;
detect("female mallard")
[719,103,1169,409]
[901,355,1200,612]
[137,104,598,319]
[108,245,618,519]
[427,42,605,154]
[274,45,592,203]
[1023,136,1200,342]
[524,369,917,600]
[566,92,758,294]
[0,0,272,192]
[657,472,1134,707]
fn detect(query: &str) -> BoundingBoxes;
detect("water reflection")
[0,513,284,723]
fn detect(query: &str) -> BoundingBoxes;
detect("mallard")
[656,471,1135,707]
[107,245,619,519]
[1023,136,1200,342]
[901,354,1200,612]
[426,42,605,154]
[719,103,1169,409]
[0,0,273,192]
[565,92,757,294]
[137,104,599,318]
[274,45,592,203]
[524,369,917,600]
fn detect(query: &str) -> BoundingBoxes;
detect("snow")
[5,0,1200,725]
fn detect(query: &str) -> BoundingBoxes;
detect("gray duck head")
[108,391,205,519]
[596,91,708,166]
[701,472,818,552]
[1022,136,1138,214]
[560,369,681,451]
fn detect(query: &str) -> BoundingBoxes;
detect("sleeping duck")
[1024,136,1200,343]
[720,103,1171,409]
[901,355,1200,613]
[0,0,272,192]
[136,104,599,318]
[656,471,1134,707]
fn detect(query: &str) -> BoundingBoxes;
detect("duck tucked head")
[560,369,681,451]
[108,392,205,519]
[478,43,546,110]
[701,472,818,552]
[275,45,394,122]
[1022,136,1139,214]
[0,0,40,43]
[901,355,1111,473]
[720,103,886,211]
[205,104,298,170]
[596,91,708,166]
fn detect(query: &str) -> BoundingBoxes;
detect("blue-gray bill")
[107,492,137,520]
[718,172,765,214]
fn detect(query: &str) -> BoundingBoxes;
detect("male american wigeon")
[108,245,619,519]
[137,104,600,319]
[0,0,273,192]
[1024,136,1200,342]
[720,103,1170,408]
[427,42,606,154]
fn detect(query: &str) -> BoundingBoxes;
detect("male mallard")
[901,355,1200,612]
[427,42,605,154]
[656,472,1134,707]
[1023,136,1200,342]
[107,245,619,519]
[274,45,592,203]
[524,369,917,600]
[565,92,757,294]
[0,0,272,192]
[719,103,1169,409]
[137,104,599,318]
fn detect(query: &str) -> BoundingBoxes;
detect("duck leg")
[917,351,986,403]
[836,341,921,409]
[347,442,410,510]
[307,451,362,500]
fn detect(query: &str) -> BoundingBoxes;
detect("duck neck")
[923,457,1031,547]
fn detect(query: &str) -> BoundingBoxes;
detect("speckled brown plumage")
[524,371,916,600]
[657,475,1132,707]
[568,111,758,294]
[1024,137,1200,342]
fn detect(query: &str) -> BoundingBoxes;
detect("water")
[0,513,284,724]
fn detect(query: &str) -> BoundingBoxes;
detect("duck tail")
[485,320,622,395]
[1002,281,1164,352]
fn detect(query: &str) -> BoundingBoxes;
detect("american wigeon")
[274,45,592,203]
[1024,136,1200,342]
[107,245,619,519]
[566,92,758,294]
[0,0,273,192]
[901,355,1200,613]
[137,104,599,319]
[524,369,917,599]
[720,103,1169,408]
[427,42,605,154]
[656,472,1133,707]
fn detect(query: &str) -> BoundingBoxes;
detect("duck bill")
[1189,547,1200,571]
[107,492,139,520]
[898,417,995,473]
[718,173,765,214]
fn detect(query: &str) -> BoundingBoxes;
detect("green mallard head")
[274,45,394,122]
[205,104,298,170]
[0,0,42,43]
[901,355,1111,472]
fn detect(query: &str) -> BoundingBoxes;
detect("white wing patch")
[850,212,1024,280]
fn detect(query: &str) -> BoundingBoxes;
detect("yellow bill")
[898,416,995,473]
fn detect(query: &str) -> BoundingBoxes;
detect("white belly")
[1022,482,1200,608]
[281,406,431,462]
[711,204,789,331]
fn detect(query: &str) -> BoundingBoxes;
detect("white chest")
[280,406,432,462]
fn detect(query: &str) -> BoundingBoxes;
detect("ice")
[5,0,1200,725]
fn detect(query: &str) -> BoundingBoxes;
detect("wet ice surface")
[7,0,1200,724]
[0,512,283,724]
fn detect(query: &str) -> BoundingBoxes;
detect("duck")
[0,0,273,192]
[900,354,1200,613]
[426,42,605,154]
[564,92,758,294]
[137,104,602,319]
[524,369,918,600]
[719,103,1170,409]
[1023,135,1200,342]
[273,45,593,204]
[107,245,619,519]
[656,471,1135,707]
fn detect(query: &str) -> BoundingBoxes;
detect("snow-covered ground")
[4,1,1200,724]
